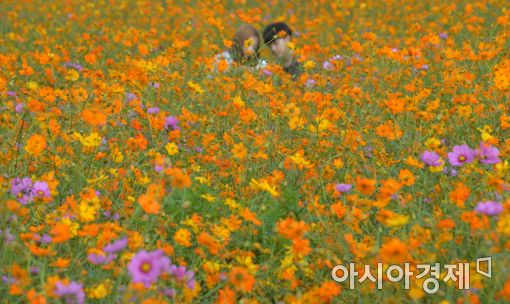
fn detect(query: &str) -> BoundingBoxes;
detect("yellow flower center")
[141,262,151,273]
[458,155,466,162]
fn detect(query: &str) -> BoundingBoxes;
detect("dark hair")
[263,22,293,45]
[230,24,261,63]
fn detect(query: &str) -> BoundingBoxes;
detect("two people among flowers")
[214,22,303,78]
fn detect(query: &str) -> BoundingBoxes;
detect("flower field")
[1,0,510,303]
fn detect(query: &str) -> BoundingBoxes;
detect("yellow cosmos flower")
[385,214,410,227]
[65,69,80,81]
[201,193,216,202]
[424,137,441,150]
[232,143,248,159]
[165,142,179,155]
[174,228,192,247]
[187,81,204,94]
[232,95,245,108]
[303,60,316,70]
[86,280,112,299]
[289,151,312,169]
[250,179,279,197]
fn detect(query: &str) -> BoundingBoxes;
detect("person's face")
[269,36,291,59]
[242,36,258,57]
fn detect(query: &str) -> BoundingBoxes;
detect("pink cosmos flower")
[33,181,51,198]
[421,151,442,167]
[447,144,475,166]
[475,201,503,216]
[128,250,171,287]
[476,143,501,164]
[54,281,85,304]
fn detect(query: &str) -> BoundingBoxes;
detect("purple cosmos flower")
[54,281,85,304]
[262,69,272,76]
[305,78,316,88]
[87,253,114,265]
[104,236,128,254]
[147,107,160,115]
[421,151,442,167]
[163,288,176,297]
[363,146,373,158]
[475,201,503,216]
[15,103,23,113]
[154,165,163,172]
[335,184,352,193]
[164,116,180,131]
[2,275,15,284]
[2,229,15,244]
[11,177,32,194]
[421,64,429,71]
[30,267,39,275]
[6,91,17,98]
[10,177,33,205]
[439,33,448,39]
[449,168,458,177]
[477,143,501,164]
[64,62,84,72]
[448,144,475,167]
[149,82,160,89]
[219,272,227,281]
[128,250,171,287]
[32,181,51,198]
[185,270,195,286]
[125,92,138,102]
[169,265,187,280]
[40,234,52,244]
[186,276,196,289]
[167,264,195,289]
[322,60,333,70]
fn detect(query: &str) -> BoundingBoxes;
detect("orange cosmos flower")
[174,228,192,247]
[398,169,416,186]
[241,208,262,226]
[292,237,312,257]
[25,134,47,156]
[217,286,236,304]
[276,218,309,239]
[166,168,192,189]
[84,52,97,65]
[9,263,31,295]
[378,178,402,200]
[138,183,164,214]
[82,109,107,127]
[330,201,346,218]
[499,275,510,301]
[50,222,72,243]
[197,232,221,255]
[51,258,70,268]
[232,143,248,159]
[355,176,376,196]
[229,267,255,293]
[27,289,46,304]
[379,238,411,264]
[449,182,470,208]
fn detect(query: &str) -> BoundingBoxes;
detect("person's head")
[263,22,293,59]
[231,24,261,63]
